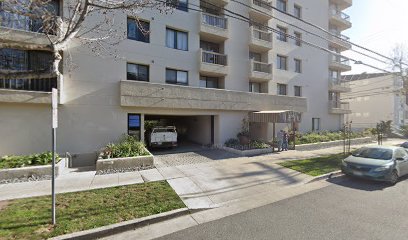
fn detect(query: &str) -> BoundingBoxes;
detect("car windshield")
[351,148,393,160]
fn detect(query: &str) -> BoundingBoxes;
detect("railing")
[201,12,228,29]
[330,100,350,110]
[253,0,272,11]
[252,60,272,74]
[251,27,272,42]
[329,7,351,22]
[330,54,350,66]
[201,50,228,66]
[330,30,350,41]
[0,10,58,35]
[0,77,57,92]
[329,77,350,88]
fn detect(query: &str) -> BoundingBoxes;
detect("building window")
[127,18,150,43]
[294,86,302,97]
[277,83,287,95]
[294,4,302,18]
[128,114,141,141]
[277,26,287,42]
[200,76,219,88]
[294,59,302,73]
[166,0,188,12]
[166,28,188,51]
[312,118,321,131]
[277,55,287,70]
[0,78,57,92]
[127,63,149,81]
[277,0,287,12]
[294,31,302,46]
[249,82,261,93]
[166,68,188,85]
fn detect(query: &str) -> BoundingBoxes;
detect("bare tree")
[390,44,408,92]
[0,0,176,80]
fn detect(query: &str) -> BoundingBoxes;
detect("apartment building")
[343,73,407,130]
[0,0,352,164]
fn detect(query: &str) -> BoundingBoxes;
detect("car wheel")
[389,170,399,185]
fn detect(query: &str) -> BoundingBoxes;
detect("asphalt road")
[156,176,408,240]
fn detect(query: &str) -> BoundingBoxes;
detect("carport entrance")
[144,115,215,148]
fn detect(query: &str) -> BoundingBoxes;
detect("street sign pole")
[51,88,58,225]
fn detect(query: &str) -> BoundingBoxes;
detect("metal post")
[272,122,276,153]
[52,128,56,225]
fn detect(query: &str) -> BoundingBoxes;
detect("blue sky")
[343,0,408,74]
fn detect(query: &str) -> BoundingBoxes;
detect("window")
[166,0,188,11]
[312,118,321,131]
[127,18,150,43]
[249,52,262,62]
[166,68,188,85]
[0,48,53,72]
[127,63,149,81]
[166,28,188,51]
[294,86,302,97]
[294,59,302,73]
[294,31,302,46]
[0,78,57,92]
[277,55,287,70]
[294,4,301,18]
[200,76,219,88]
[200,41,220,53]
[277,0,287,12]
[277,83,287,95]
[128,114,141,141]
[277,26,287,42]
[249,82,261,93]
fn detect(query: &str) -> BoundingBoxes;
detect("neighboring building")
[342,73,407,130]
[0,0,352,164]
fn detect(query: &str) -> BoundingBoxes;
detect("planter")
[96,150,154,172]
[223,146,273,157]
[295,137,374,151]
[0,158,66,182]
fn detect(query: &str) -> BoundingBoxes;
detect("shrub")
[0,152,60,169]
[224,138,270,150]
[225,138,240,148]
[100,135,149,159]
[295,130,371,145]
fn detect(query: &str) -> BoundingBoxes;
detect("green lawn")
[0,181,185,240]
[279,153,347,176]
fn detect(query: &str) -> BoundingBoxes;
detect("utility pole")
[51,88,58,225]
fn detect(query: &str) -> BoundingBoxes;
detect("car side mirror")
[396,157,405,161]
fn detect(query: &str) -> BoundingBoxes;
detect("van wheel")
[389,170,399,185]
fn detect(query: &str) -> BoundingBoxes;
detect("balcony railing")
[201,12,228,29]
[330,30,350,41]
[252,60,272,73]
[251,27,272,42]
[329,8,351,21]
[253,0,272,11]
[331,54,350,66]
[329,77,349,88]
[0,77,57,92]
[330,100,350,110]
[201,50,228,66]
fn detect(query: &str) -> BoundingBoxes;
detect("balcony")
[199,49,228,76]
[249,0,273,22]
[204,0,229,5]
[329,77,351,92]
[329,0,352,10]
[249,26,273,52]
[329,54,352,72]
[329,101,351,114]
[329,31,352,51]
[120,80,307,113]
[249,60,273,82]
[329,8,352,30]
[199,12,228,42]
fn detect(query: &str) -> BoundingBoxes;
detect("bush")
[224,138,270,150]
[100,135,149,159]
[225,138,240,148]
[295,130,371,145]
[0,152,60,169]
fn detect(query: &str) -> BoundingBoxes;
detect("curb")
[49,208,191,240]
[305,170,343,184]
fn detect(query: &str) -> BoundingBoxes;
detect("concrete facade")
[343,73,407,130]
[0,0,352,163]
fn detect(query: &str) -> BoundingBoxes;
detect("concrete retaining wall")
[0,158,66,181]
[295,137,375,151]
[223,146,273,157]
[96,153,154,172]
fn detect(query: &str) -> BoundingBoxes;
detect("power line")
[231,0,408,67]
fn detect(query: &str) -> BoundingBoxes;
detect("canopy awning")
[249,110,302,123]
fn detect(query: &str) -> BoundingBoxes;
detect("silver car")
[341,146,408,184]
